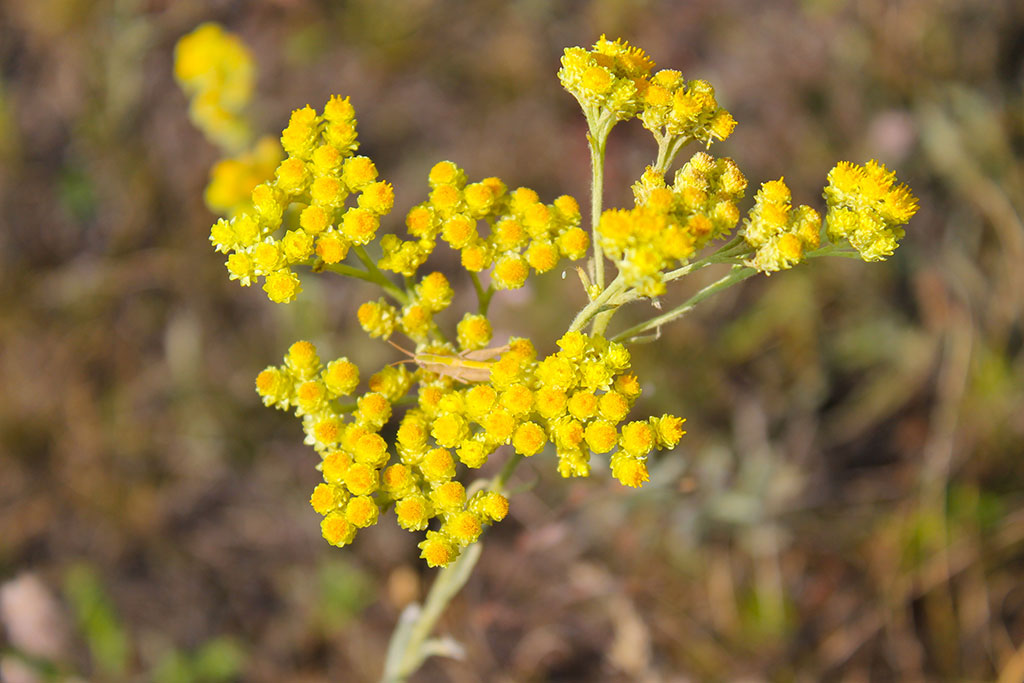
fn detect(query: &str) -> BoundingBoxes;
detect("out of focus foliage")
[1,0,1023,680]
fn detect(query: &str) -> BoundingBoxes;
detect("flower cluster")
[598,152,747,296]
[209,96,394,304]
[558,36,655,123]
[824,160,919,261]
[182,30,918,574]
[255,333,684,568]
[356,271,456,345]
[742,178,822,274]
[255,339,507,568]
[173,22,254,152]
[639,70,737,147]
[378,160,588,287]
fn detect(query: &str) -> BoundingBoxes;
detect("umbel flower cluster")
[182,32,918,569]
[255,331,682,566]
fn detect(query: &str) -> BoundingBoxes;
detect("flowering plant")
[177,27,917,680]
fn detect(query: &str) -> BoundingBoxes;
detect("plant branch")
[568,272,630,333]
[380,452,526,682]
[470,272,494,316]
[612,265,757,342]
[587,115,613,290]
[353,245,411,305]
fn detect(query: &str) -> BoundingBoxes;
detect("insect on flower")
[388,340,508,383]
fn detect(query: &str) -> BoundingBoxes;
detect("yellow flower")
[419,531,457,568]
[431,481,466,511]
[619,421,655,457]
[310,483,345,515]
[295,380,327,415]
[174,23,254,150]
[353,432,389,467]
[321,512,357,547]
[446,511,483,545]
[381,464,414,496]
[744,178,822,273]
[432,413,468,449]
[456,439,490,468]
[824,160,918,261]
[651,414,686,448]
[513,422,547,456]
[428,160,465,188]
[500,384,534,415]
[396,496,432,531]
[357,299,398,339]
[416,272,454,312]
[316,232,350,264]
[345,496,380,528]
[442,214,477,249]
[420,447,456,484]
[342,156,379,190]
[457,313,492,351]
[358,181,395,215]
[344,462,379,496]
[567,391,598,421]
[584,420,618,454]
[323,358,359,397]
[474,491,509,522]
[535,387,568,419]
[255,366,291,407]
[321,451,352,485]
[356,393,391,430]
[611,456,649,488]
[341,207,380,245]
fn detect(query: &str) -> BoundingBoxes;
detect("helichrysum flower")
[742,178,822,274]
[559,36,655,125]
[256,329,684,567]
[210,37,915,574]
[598,152,747,296]
[823,160,919,261]
[378,161,587,291]
[208,95,395,304]
[174,23,254,151]
[640,70,737,147]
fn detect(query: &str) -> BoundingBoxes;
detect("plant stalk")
[612,266,756,342]
[380,453,525,682]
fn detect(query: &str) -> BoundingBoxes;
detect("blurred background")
[2,0,1023,681]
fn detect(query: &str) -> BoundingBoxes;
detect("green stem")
[663,235,751,282]
[805,243,861,259]
[321,262,406,305]
[588,122,610,290]
[380,452,526,683]
[568,272,629,333]
[653,133,691,175]
[612,266,757,342]
[353,245,411,305]
[381,544,482,683]
[470,272,494,316]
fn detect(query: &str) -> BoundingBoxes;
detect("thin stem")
[382,544,482,683]
[470,272,494,316]
[612,266,757,342]
[493,451,524,491]
[568,272,628,332]
[588,123,610,290]
[663,235,751,282]
[380,451,526,683]
[805,243,861,259]
[653,134,690,175]
[354,245,410,305]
